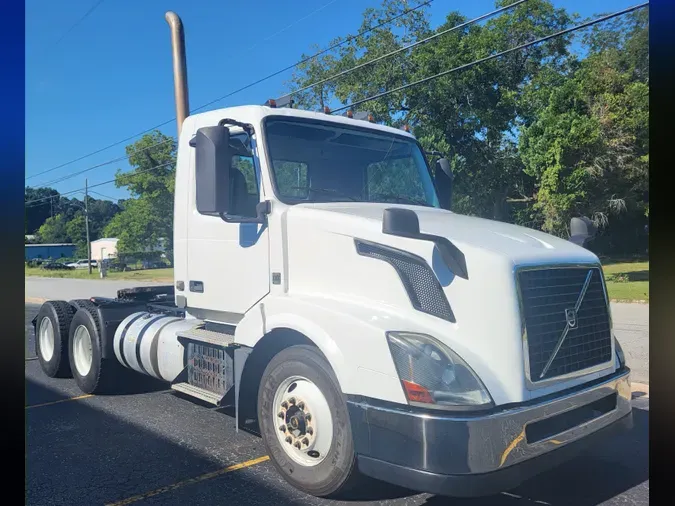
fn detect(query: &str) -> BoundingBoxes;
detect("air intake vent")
[355,239,455,322]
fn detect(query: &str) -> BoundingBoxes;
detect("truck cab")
[167,102,631,496]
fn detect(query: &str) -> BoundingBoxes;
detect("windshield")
[263,117,440,207]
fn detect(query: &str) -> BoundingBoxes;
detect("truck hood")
[282,202,612,404]
[290,202,599,266]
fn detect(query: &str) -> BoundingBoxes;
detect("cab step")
[176,326,235,347]
[171,382,225,406]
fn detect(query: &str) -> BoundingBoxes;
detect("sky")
[25,0,642,202]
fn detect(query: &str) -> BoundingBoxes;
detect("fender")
[234,295,408,404]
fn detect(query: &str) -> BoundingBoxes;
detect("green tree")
[519,8,648,238]
[103,131,176,259]
[25,187,60,234]
[37,214,69,244]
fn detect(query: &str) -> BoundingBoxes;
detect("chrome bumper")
[347,368,632,496]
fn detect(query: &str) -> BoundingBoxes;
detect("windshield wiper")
[369,193,430,206]
[288,186,359,202]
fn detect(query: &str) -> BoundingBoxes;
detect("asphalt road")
[25,303,649,506]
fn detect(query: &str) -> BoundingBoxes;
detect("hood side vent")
[355,239,455,323]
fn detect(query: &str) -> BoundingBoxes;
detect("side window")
[273,160,308,198]
[229,134,260,217]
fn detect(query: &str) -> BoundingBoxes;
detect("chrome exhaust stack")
[165,11,190,137]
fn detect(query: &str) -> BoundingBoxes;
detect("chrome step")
[176,326,235,347]
[171,382,224,406]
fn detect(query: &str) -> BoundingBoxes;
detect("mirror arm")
[218,118,255,136]
[221,200,271,224]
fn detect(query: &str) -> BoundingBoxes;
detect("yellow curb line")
[25,394,94,409]
[105,455,271,506]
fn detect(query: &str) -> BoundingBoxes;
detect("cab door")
[185,134,270,321]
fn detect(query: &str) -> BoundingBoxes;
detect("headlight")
[386,331,493,410]
[615,337,626,368]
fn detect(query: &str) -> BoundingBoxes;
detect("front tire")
[36,301,76,378]
[257,345,360,498]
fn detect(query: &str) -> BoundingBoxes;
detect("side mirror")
[434,158,453,211]
[569,216,597,247]
[194,125,231,214]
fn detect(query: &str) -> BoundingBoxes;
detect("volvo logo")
[564,308,578,328]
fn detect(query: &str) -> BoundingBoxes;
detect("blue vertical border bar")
[0,0,26,488]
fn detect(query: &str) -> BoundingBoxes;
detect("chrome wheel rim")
[72,325,93,376]
[272,375,333,467]
[38,317,55,362]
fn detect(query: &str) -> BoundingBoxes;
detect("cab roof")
[182,105,415,140]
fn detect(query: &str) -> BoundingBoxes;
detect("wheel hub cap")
[273,376,333,467]
[39,317,55,362]
[72,325,93,377]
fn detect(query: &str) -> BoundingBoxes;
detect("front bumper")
[347,368,632,497]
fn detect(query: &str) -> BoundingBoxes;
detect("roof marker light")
[323,106,331,114]
[265,99,277,108]
[345,110,354,118]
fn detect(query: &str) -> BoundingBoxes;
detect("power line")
[50,0,106,49]
[281,0,529,100]
[25,0,433,182]
[89,190,119,201]
[247,0,340,51]
[33,139,173,188]
[189,0,434,115]
[25,162,174,208]
[332,2,649,114]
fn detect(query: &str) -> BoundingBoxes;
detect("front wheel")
[257,345,361,498]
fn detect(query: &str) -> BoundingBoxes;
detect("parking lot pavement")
[25,304,649,506]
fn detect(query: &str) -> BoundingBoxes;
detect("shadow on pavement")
[25,378,299,506]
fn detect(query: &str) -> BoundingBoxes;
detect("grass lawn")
[25,266,174,283]
[602,260,649,303]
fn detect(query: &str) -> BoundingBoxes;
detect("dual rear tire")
[35,300,120,394]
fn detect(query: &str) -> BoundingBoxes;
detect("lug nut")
[305,413,312,421]
[307,427,313,435]
[294,441,302,449]
[297,401,305,409]
[281,401,288,409]
[285,436,292,444]
[279,425,286,432]
[277,411,285,419]
[302,437,309,446]
[289,397,296,405]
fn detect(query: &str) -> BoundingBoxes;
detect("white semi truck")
[32,11,632,499]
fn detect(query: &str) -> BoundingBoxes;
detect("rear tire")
[257,345,361,498]
[35,301,76,378]
[68,303,122,394]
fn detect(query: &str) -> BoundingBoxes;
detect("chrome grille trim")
[515,263,615,390]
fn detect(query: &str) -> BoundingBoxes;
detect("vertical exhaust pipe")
[165,11,190,137]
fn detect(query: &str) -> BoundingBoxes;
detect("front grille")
[518,266,612,382]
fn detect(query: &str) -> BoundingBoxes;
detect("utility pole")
[85,178,92,274]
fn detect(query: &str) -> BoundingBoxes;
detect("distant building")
[91,238,119,261]
[25,243,77,260]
